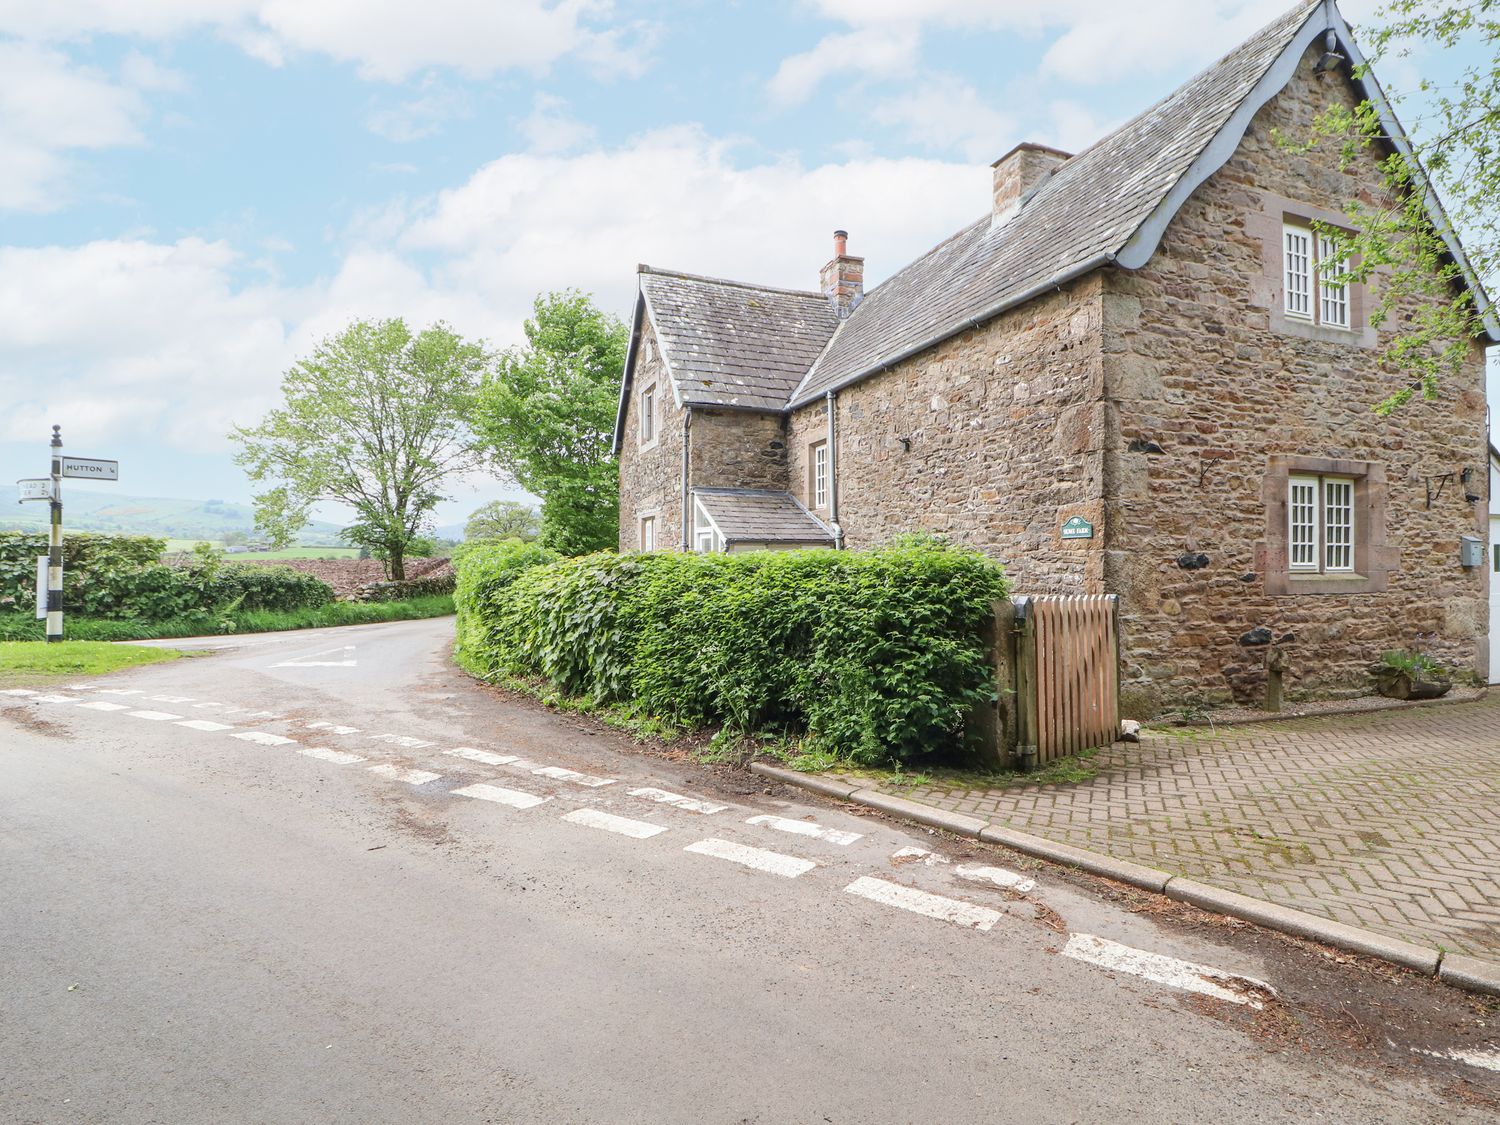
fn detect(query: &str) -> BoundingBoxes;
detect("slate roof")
[789,0,1325,405]
[640,268,839,411]
[693,488,836,546]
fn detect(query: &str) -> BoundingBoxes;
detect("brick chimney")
[820,229,864,317]
[991,142,1071,228]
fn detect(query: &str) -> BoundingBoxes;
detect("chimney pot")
[833,229,848,256]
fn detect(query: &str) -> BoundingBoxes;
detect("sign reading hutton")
[15,426,119,642]
[1060,515,1095,541]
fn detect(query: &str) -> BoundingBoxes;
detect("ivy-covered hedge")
[453,538,1007,764]
[0,531,333,619]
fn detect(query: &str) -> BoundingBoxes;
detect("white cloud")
[769,25,920,107]
[0,129,989,462]
[870,76,1014,163]
[518,93,598,154]
[366,80,472,142]
[0,0,647,83]
[0,41,149,211]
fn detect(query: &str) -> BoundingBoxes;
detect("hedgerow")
[453,538,1007,765]
[0,531,332,619]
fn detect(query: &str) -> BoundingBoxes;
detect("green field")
[244,546,360,560]
[0,640,183,686]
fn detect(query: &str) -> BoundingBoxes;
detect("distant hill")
[0,491,347,545]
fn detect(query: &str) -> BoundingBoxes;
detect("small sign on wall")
[1060,515,1095,540]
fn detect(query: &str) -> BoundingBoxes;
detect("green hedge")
[453,538,1007,764]
[0,531,333,619]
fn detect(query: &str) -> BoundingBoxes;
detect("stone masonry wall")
[788,275,1108,595]
[1103,44,1489,712]
[617,321,686,551]
[689,409,790,493]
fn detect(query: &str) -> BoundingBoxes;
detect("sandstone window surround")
[1260,455,1391,595]
[810,440,829,510]
[639,382,658,449]
[639,513,657,552]
[1250,193,1376,347]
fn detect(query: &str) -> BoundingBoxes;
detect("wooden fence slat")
[1017,592,1121,764]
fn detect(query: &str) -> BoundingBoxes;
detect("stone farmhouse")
[613,0,1495,712]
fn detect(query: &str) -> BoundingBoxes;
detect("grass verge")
[0,640,183,686]
[0,595,454,642]
[769,743,1103,792]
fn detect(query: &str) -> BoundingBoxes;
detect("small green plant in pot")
[1371,649,1451,701]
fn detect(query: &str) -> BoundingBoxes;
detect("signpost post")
[15,426,119,643]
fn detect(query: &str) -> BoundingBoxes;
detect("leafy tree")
[233,318,488,579]
[1302,2,1499,412]
[473,291,627,555]
[465,499,542,542]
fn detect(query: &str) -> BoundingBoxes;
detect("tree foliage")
[232,318,488,579]
[473,292,627,555]
[1302,2,1499,412]
[465,499,542,542]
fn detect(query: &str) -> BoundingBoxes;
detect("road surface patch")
[298,746,366,765]
[531,765,616,788]
[844,876,1001,931]
[954,864,1038,894]
[562,808,669,839]
[1061,933,1272,1009]
[629,787,727,815]
[232,731,299,747]
[127,710,183,721]
[684,838,816,878]
[306,721,361,735]
[445,747,520,766]
[76,701,130,712]
[452,783,550,809]
[367,764,442,786]
[177,719,234,732]
[746,814,862,846]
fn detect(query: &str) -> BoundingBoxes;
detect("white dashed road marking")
[746,814,862,846]
[954,864,1038,894]
[127,710,183,721]
[563,808,669,839]
[844,876,1001,931]
[306,721,360,735]
[96,689,143,696]
[1061,933,1272,1009]
[892,846,950,866]
[452,783,550,810]
[273,645,356,668]
[367,764,441,786]
[532,765,616,788]
[77,701,130,712]
[445,747,520,766]
[232,731,298,747]
[0,688,36,696]
[177,719,234,732]
[149,695,195,703]
[629,787,727,815]
[29,694,79,704]
[1414,1046,1500,1072]
[298,746,366,765]
[684,838,816,879]
[368,734,434,749]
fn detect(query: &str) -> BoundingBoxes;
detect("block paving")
[883,696,1500,958]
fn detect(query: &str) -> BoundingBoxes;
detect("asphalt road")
[2,617,1495,1124]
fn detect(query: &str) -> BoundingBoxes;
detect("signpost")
[16,426,120,642]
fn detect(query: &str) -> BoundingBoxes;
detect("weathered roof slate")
[789,0,1325,405]
[640,268,839,411]
[693,488,835,546]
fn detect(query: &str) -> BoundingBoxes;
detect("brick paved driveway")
[892,696,1500,958]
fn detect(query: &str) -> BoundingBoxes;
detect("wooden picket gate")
[1009,594,1121,768]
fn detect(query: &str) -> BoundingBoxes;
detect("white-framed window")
[639,515,656,552]
[1284,221,1352,329]
[639,383,657,446]
[692,499,723,554]
[1318,234,1349,328]
[1288,474,1356,573]
[1284,225,1312,319]
[811,441,828,509]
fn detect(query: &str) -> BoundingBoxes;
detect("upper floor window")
[1284,222,1351,329]
[639,383,657,447]
[1288,474,1355,574]
[810,440,828,509]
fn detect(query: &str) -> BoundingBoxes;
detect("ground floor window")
[1288,474,1355,573]
[639,515,656,552]
[1262,456,1388,595]
[692,499,723,553]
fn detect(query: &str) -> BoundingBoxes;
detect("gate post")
[1013,596,1039,772]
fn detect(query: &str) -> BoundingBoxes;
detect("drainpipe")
[825,390,844,548]
[681,406,693,551]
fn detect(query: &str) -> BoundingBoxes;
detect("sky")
[0,0,1454,531]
